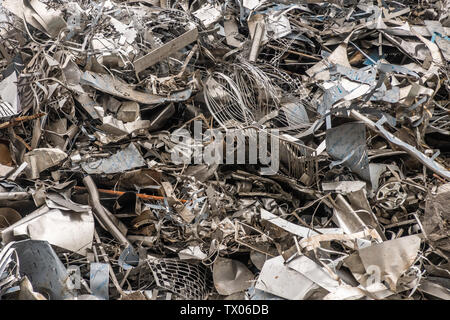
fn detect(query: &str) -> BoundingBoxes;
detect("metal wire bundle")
[204,72,255,129]
[204,62,318,183]
[204,62,286,129]
[205,61,312,132]
[233,61,280,116]
[429,102,450,135]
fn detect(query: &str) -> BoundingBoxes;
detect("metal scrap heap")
[0,0,449,300]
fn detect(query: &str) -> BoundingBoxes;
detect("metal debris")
[0,0,449,301]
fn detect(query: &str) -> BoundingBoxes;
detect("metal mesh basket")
[146,258,212,300]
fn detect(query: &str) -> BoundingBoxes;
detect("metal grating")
[146,258,212,300]
[276,134,318,185]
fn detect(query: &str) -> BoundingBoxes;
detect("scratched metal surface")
[81,143,146,174]
[326,121,371,182]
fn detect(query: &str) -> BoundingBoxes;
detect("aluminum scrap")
[0,0,449,301]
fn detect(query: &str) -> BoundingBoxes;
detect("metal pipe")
[351,110,450,180]
[0,192,30,201]
[82,176,130,246]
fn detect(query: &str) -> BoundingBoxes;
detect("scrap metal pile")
[0,0,449,300]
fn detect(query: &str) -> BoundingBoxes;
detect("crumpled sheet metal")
[0,72,19,118]
[81,143,146,174]
[90,263,109,300]
[1,205,94,256]
[356,235,421,292]
[326,122,371,182]
[286,255,341,293]
[0,0,449,301]
[3,0,67,38]
[9,240,75,300]
[255,255,318,300]
[422,183,450,251]
[23,148,67,179]
[212,257,254,296]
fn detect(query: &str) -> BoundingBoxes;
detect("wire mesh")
[146,258,212,300]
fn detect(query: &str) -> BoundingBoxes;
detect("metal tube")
[82,176,130,246]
